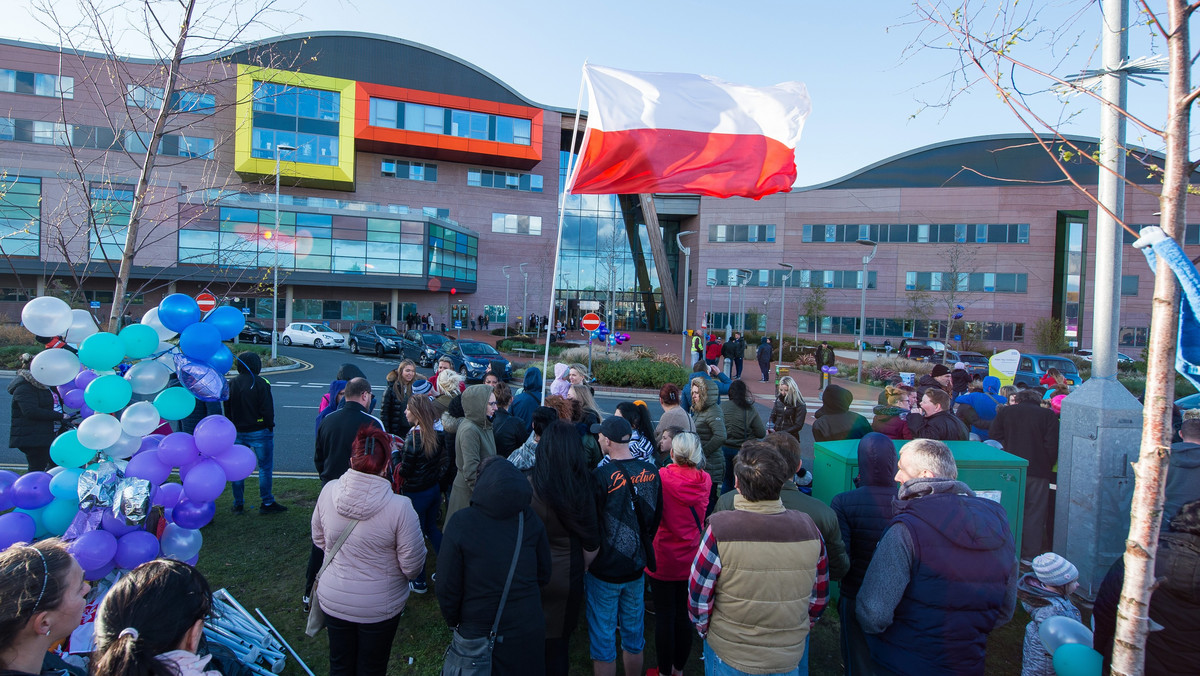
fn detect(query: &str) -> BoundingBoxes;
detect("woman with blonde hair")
[567,364,590,387]
[872,384,914,441]
[768,375,807,441]
[567,383,604,423]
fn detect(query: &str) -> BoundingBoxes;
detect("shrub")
[0,324,39,347]
[794,353,816,367]
[632,345,657,360]
[653,352,682,367]
[592,359,689,389]
[867,365,899,383]
[868,357,934,377]
[555,346,636,363]
[0,345,42,368]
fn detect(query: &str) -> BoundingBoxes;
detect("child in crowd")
[1019,552,1082,676]
[550,363,572,397]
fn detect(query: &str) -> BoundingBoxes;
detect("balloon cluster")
[0,294,257,579]
[1039,616,1102,676]
[589,322,630,345]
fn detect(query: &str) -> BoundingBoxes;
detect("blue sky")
[3,0,1171,187]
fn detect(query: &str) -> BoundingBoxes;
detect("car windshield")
[461,343,498,357]
[962,355,989,365]
[1038,358,1078,373]
[376,326,399,337]
[422,333,446,345]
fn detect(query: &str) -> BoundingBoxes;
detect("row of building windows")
[707,268,877,289]
[428,224,478,281]
[89,185,132,261]
[381,159,437,182]
[250,128,338,166]
[367,97,532,146]
[468,169,543,192]
[709,224,776,243]
[905,271,1029,294]
[0,69,72,99]
[491,213,542,236]
[0,118,214,158]
[250,81,340,167]
[125,85,215,113]
[252,82,340,121]
[803,223,1030,245]
[796,316,1027,342]
[0,176,40,257]
[1124,225,1200,245]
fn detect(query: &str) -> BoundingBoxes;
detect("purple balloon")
[0,511,36,550]
[62,388,86,410]
[83,560,114,582]
[11,472,54,510]
[79,404,95,418]
[69,529,118,571]
[214,445,256,482]
[0,470,18,512]
[184,554,199,566]
[156,482,184,509]
[114,531,160,570]
[179,459,200,481]
[100,510,138,537]
[193,416,236,457]
[172,499,216,529]
[139,434,164,455]
[74,370,99,390]
[158,432,199,469]
[125,449,171,485]
[181,459,226,503]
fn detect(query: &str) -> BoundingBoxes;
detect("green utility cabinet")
[812,439,1027,547]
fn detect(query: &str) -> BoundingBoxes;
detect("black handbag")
[441,511,524,676]
[613,462,656,572]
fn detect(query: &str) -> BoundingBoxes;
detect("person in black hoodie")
[812,384,872,443]
[437,456,551,675]
[490,383,526,458]
[510,367,543,432]
[906,388,969,442]
[225,352,286,514]
[831,433,898,676]
[7,353,71,472]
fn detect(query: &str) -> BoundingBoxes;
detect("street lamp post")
[738,269,752,333]
[676,230,695,363]
[269,143,296,362]
[856,238,879,383]
[778,263,793,353]
[502,265,511,339]
[520,263,528,334]
[725,277,735,341]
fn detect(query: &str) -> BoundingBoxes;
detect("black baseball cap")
[591,416,632,443]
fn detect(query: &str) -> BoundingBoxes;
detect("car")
[899,345,936,362]
[401,330,450,367]
[437,340,512,382]
[1073,349,1136,364]
[238,319,272,344]
[1177,392,1200,410]
[899,338,947,353]
[1013,353,1082,389]
[279,322,345,349]
[348,322,402,357]
[935,349,991,376]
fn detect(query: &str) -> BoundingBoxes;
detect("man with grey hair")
[857,439,1017,676]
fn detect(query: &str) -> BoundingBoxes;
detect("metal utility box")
[812,439,1028,546]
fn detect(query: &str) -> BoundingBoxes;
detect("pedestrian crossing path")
[270,381,388,390]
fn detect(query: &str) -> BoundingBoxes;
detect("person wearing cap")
[917,363,953,399]
[1018,553,1081,676]
[585,416,662,676]
[907,388,969,442]
[950,362,971,398]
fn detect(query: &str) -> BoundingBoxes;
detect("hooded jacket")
[1165,441,1200,521]
[831,433,899,600]
[812,385,872,443]
[8,369,65,448]
[314,363,368,434]
[721,399,767,449]
[490,406,526,458]
[691,376,728,488]
[445,385,497,522]
[509,367,542,431]
[224,352,273,434]
[907,408,969,442]
[649,463,712,581]
[954,376,1005,440]
[311,468,426,623]
[1017,573,1081,676]
[550,363,571,397]
[950,369,970,397]
[380,368,414,439]
[756,337,773,365]
[871,405,913,441]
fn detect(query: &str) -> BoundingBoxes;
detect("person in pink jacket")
[646,431,711,676]
[311,426,427,676]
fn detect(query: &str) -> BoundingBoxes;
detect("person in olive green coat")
[719,380,767,494]
[445,384,498,522]
[690,374,727,511]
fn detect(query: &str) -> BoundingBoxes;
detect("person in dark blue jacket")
[510,366,543,431]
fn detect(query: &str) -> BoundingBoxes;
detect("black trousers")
[325,611,401,676]
[650,577,693,674]
[306,544,323,597]
[544,637,570,676]
[19,446,51,472]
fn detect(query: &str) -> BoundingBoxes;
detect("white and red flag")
[567,64,811,200]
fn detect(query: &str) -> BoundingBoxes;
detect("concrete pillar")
[284,285,294,327]
[167,281,177,295]
[35,277,45,296]
[390,289,399,329]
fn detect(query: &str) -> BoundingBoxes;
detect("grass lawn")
[200,478,1026,676]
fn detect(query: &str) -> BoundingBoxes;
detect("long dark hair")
[727,379,755,410]
[0,539,76,666]
[92,560,212,676]
[405,395,440,458]
[616,401,659,456]
[531,421,598,536]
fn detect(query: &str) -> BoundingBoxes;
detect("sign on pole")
[989,349,1021,387]
[581,313,602,332]
[196,293,217,313]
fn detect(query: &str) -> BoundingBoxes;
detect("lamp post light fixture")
[502,265,511,339]
[519,262,529,334]
[676,230,695,362]
[738,269,753,334]
[778,263,793,353]
[856,238,879,383]
[269,143,296,361]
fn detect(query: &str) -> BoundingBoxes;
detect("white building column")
[284,285,294,327]
[390,290,399,328]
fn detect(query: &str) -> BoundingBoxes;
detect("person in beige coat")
[445,384,498,522]
[311,425,426,676]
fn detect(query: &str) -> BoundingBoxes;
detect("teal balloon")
[78,332,126,370]
[14,507,48,539]
[204,306,246,341]
[50,430,94,468]
[49,468,82,501]
[84,374,133,414]
[1052,643,1103,676]
[118,324,159,359]
[154,387,197,421]
[41,499,78,536]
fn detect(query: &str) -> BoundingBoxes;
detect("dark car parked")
[899,345,936,362]
[437,340,512,382]
[935,349,990,376]
[238,319,273,344]
[401,330,449,367]
[349,322,402,357]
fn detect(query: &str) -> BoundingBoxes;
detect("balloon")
[10,472,53,510]
[14,507,47,539]
[158,294,201,333]
[179,323,221,361]
[101,510,139,537]
[76,414,123,451]
[184,554,199,566]
[30,349,81,387]
[74,369,99,390]
[114,531,160,570]
[124,360,172,395]
[1039,616,1094,654]
[0,469,17,512]
[158,433,199,468]
[204,306,246,341]
[77,332,126,371]
[83,560,114,581]
[182,459,226,503]
[215,444,257,482]
[68,529,118,571]
[125,449,171,485]
[139,434,164,454]
[84,374,133,414]
[64,308,99,344]
[103,432,142,460]
[207,346,234,374]
[154,387,197,421]
[121,401,163,438]
[62,388,86,410]
[118,323,159,359]
[49,468,82,501]
[41,498,78,536]
[0,511,36,550]
[160,523,203,561]
[50,430,95,468]
[154,341,177,368]
[141,307,178,341]
[173,499,216,529]
[21,296,73,337]
[1052,643,1103,676]
[174,354,228,402]
[155,482,184,509]
[193,416,236,457]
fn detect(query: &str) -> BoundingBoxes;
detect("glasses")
[487,399,497,407]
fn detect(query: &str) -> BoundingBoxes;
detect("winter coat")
[394,427,449,494]
[311,469,426,623]
[438,460,552,674]
[1017,573,1081,676]
[830,433,899,599]
[812,385,872,443]
[7,370,65,448]
[380,370,414,438]
[314,401,384,483]
[816,343,835,367]
[769,396,807,439]
[530,475,600,640]
[445,385,497,522]
[154,651,221,676]
[314,363,367,434]
[649,464,711,581]
[756,338,773,366]
[705,340,722,361]
[224,352,273,434]
[654,406,695,438]
[509,367,542,431]
[871,405,913,441]
[1165,441,1200,522]
[989,401,1060,478]
[508,432,538,473]
[954,376,1004,440]
[720,400,766,449]
[491,407,526,458]
[692,379,728,488]
[951,369,970,398]
[550,363,571,398]
[907,409,969,442]
[681,371,731,414]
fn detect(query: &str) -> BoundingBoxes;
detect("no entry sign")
[581,313,602,331]
[196,293,217,313]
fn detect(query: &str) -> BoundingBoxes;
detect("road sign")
[196,293,217,313]
[89,301,100,309]
[454,320,463,329]
[581,313,601,331]
[241,307,250,315]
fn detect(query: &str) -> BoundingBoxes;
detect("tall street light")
[725,274,736,341]
[706,278,717,335]
[269,143,296,362]
[676,230,695,362]
[778,263,793,353]
[856,238,879,383]
[519,263,529,334]
[738,268,753,333]
[502,265,511,339]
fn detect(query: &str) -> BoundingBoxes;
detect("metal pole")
[502,265,511,339]
[726,282,733,340]
[778,263,793,354]
[269,144,294,361]
[676,231,694,363]
[520,263,528,335]
[856,242,877,383]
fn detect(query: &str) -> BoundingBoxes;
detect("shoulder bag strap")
[315,519,359,583]
[489,511,524,640]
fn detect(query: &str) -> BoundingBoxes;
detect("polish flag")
[567,64,811,200]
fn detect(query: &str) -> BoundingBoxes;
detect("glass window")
[1121,274,1139,296]
[370,98,398,128]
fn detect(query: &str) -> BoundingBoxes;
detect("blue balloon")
[207,346,234,374]
[158,294,201,333]
[203,306,245,341]
[179,323,222,361]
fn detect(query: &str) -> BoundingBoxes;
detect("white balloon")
[103,432,142,460]
[155,341,177,369]
[125,360,172,395]
[77,413,123,451]
[120,401,162,438]
[30,349,81,387]
[21,296,73,337]
[64,309,99,344]
[141,307,178,341]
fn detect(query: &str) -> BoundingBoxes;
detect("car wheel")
[314,338,324,349]
[459,366,469,379]
[350,340,358,354]
[282,336,292,346]
[375,344,384,358]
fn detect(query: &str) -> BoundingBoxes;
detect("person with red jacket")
[646,431,711,676]
[705,336,723,366]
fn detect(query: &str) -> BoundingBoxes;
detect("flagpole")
[540,67,588,403]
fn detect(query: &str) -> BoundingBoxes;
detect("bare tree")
[935,241,981,361]
[800,282,827,341]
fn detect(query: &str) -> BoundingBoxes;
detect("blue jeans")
[231,429,274,506]
[704,640,800,676]
[584,573,645,663]
[402,484,442,583]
